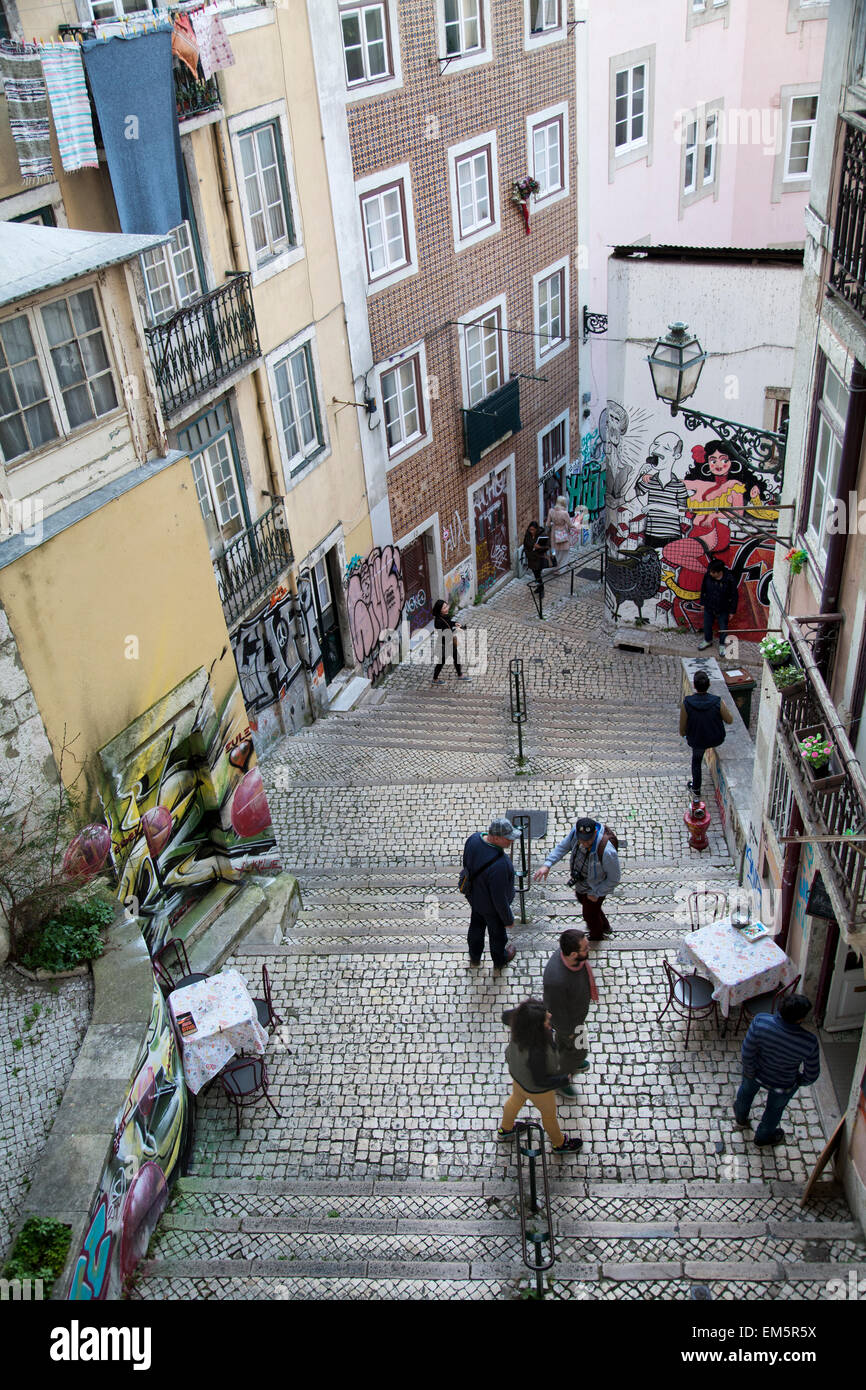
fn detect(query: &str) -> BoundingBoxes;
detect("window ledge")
[222,6,274,35]
[250,243,306,287]
[178,106,224,134]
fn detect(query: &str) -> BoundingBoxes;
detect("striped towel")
[38,42,98,173]
[0,41,54,183]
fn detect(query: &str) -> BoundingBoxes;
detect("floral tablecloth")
[168,968,268,1094]
[677,920,797,1019]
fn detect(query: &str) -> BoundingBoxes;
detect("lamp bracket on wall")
[582,307,608,344]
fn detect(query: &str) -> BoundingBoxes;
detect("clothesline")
[24,2,233,48]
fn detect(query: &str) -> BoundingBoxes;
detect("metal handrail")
[514,1120,555,1297]
[510,812,531,925]
[509,657,527,765]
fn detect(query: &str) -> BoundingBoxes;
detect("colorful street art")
[603,401,781,633]
[97,672,277,953]
[231,583,321,728]
[69,979,187,1300]
[346,544,406,682]
[473,472,510,596]
[444,558,473,610]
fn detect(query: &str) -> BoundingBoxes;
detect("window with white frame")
[456,147,493,237]
[140,223,201,325]
[529,106,568,205]
[178,402,245,545]
[609,46,654,177]
[614,63,646,153]
[360,182,408,281]
[534,259,568,365]
[0,287,118,464]
[272,341,323,478]
[447,133,499,250]
[340,3,393,87]
[238,123,293,260]
[680,102,721,210]
[539,412,569,517]
[380,355,425,456]
[530,0,560,31]
[229,104,302,284]
[784,94,818,181]
[805,361,849,570]
[463,306,504,407]
[87,0,152,21]
[444,0,483,55]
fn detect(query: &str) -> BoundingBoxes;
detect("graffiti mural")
[346,544,405,681]
[232,586,321,722]
[98,672,277,953]
[444,558,473,610]
[70,979,187,1299]
[604,402,781,634]
[474,472,510,596]
[442,510,469,564]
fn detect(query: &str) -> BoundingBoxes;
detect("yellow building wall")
[0,455,238,792]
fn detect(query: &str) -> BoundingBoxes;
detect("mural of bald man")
[635,432,687,548]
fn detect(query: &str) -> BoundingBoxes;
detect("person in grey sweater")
[543,929,597,1088]
[497,998,583,1152]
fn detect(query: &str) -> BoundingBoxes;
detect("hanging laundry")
[189,4,235,82]
[38,42,99,173]
[0,41,54,184]
[172,13,199,79]
[83,30,188,237]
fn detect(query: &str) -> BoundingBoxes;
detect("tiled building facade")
[311,0,580,617]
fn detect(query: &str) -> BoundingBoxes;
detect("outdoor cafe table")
[168,968,268,1094]
[677,920,797,1020]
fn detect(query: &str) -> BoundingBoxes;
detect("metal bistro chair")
[734,973,802,1035]
[152,937,208,994]
[252,963,283,1031]
[688,890,728,932]
[220,1055,282,1135]
[659,960,718,1048]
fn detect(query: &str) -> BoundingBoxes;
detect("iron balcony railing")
[145,273,260,417]
[829,117,866,322]
[214,502,293,625]
[774,615,866,932]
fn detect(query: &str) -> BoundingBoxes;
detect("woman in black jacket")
[431,598,470,683]
[523,521,550,596]
[498,998,583,1152]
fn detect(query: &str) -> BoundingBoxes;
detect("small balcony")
[58,28,222,126]
[213,502,293,626]
[773,615,866,933]
[145,273,260,418]
[463,378,521,466]
[829,117,866,323]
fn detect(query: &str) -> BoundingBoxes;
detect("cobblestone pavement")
[141,577,862,1299]
[0,966,92,1261]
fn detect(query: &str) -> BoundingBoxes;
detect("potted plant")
[785,548,808,576]
[760,635,792,669]
[771,662,805,695]
[796,724,846,792]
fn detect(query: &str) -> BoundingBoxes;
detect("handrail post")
[509,657,527,766]
[513,1120,555,1297]
[511,812,531,925]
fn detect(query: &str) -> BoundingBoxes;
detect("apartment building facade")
[749,0,866,1232]
[578,0,827,633]
[0,0,374,745]
[309,0,580,620]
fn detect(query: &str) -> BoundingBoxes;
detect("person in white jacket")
[545,494,573,567]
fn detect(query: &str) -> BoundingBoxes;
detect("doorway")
[473,472,511,596]
[401,532,433,633]
[311,550,345,684]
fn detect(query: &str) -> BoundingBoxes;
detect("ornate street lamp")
[646,321,787,476]
[647,322,707,412]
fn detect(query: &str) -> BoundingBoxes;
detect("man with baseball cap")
[533,815,621,942]
[462,817,519,968]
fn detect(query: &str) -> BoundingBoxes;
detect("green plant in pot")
[760,635,792,668]
[798,731,833,772]
[772,662,803,691]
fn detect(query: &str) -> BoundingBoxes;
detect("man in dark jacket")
[680,669,734,796]
[543,930,596,1095]
[734,994,820,1145]
[699,558,738,651]
[462,817,518,968]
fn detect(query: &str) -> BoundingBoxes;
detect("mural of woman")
[684,441,766,512]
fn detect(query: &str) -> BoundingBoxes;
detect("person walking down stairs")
[431,598,471,684]
[498,999,583,1152]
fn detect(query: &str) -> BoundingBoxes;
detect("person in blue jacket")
[462,817,519,968]
[734,994,820,1146]
[680,669,734,796]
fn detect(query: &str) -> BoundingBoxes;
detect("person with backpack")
[680,669,734,797]
[461,817,519,968]
[699,557,738,652]
[533,816,621,941]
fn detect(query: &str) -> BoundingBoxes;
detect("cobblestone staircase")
[134,1177,863,1301]
[132,579,861,1301]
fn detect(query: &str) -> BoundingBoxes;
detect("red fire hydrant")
[684,797,711,852]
